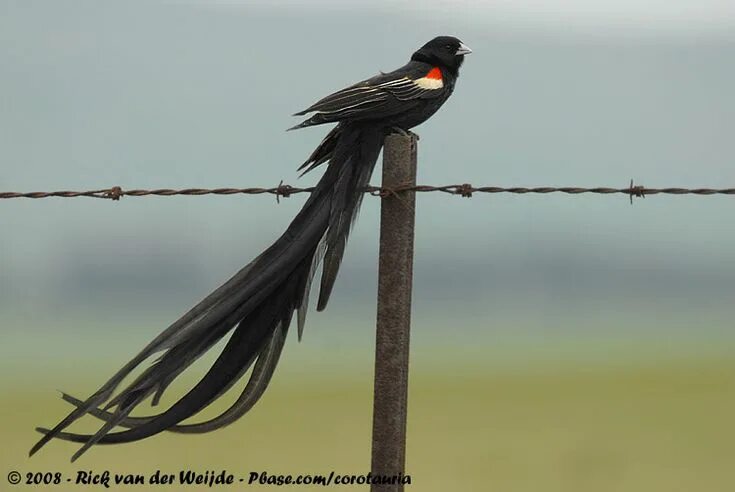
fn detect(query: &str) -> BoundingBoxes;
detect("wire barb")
[105,186,123,201]
[455,183,474,198]
[629,179,645,204]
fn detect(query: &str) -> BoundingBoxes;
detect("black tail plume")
[31,123,385,461]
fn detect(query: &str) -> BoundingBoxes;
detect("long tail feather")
[55,323,287,434]
[32,123,385,460]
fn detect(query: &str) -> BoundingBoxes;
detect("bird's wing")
[290,64,445,128]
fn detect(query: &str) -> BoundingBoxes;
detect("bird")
[30,35,471,461]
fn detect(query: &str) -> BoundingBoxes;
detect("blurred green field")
[2,354,734,491]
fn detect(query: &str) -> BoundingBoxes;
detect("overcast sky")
[213,0,735,31]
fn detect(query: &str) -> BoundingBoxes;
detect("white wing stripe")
[313,87,380,106]
[316,96,388,115]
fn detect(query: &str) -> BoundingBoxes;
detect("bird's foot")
[388,127,419,140]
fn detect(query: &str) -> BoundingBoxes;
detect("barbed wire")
[1,181,734,204]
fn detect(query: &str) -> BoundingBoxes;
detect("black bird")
[31,35,471,461]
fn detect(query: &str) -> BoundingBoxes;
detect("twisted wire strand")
[2,181,734,201]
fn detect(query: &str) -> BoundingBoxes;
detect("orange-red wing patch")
[426,67,443,80]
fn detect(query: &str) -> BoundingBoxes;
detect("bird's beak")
[456,43,472,56]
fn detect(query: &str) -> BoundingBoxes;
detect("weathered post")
[370,133,417,491]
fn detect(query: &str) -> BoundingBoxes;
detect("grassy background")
[3,346,733,491]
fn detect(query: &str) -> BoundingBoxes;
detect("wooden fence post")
[370,133,418,491]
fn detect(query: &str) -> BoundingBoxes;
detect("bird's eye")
[445,44,453,50]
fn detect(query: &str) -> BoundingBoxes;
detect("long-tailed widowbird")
[31,35,471,461]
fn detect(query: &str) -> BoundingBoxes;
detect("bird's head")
[411,36,472,75]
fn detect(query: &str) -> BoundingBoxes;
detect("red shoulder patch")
[426,67,442,80]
